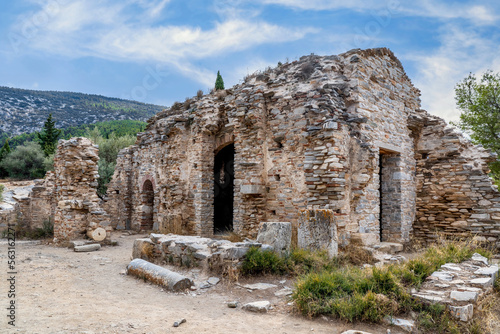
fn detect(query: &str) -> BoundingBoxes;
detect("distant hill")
[4,119,147,149]
[0,86,165,140]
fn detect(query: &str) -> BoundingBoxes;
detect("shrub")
[240,247,290,275]
[0,184,4,201]
[0,141,47,179]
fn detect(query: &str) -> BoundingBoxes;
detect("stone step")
[377,242,403,254]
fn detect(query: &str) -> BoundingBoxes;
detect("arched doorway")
[141,179,154,230]
[214,144,234,234]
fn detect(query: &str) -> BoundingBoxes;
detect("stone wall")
[413,114,500,247]
[52,137,110,242]
[106,48,423,245]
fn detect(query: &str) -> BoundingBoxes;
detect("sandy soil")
[0,232,400,334]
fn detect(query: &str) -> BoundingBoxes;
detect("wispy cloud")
[407,24,500,122]
[10,0,316,86]
[257,0,499,24]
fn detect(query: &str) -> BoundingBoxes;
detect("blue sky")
[1,0,500,122]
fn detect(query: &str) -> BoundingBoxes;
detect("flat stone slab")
[377,242,403,254]
[471,253,489,265]
[449,304,474,322]
[242,301,271,313]
[384,316,415,333]
[450,290,478,302]
[442,263,462,271]
[474,265,499,278]
[412,294,443,303]
[469,277,493,287]
[274,287,293,297]
[240,283,277,290]
[207,277,220,285]
[428,271,454,281]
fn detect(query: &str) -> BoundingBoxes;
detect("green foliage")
[85,128,136,195]
[215,70,225,90]
[454,71,500,181]
[241,247,291,275]
[0,184,4,201]
[292,239,491,330]
[36,113,62,156]
[0,142,46,179]
[0,139,11,177]
[3,120,146,150]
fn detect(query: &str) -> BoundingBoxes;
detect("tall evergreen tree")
[0,138,11,177]
[37,113,61,156]
[215,70,225,90]
[0,138,11,159]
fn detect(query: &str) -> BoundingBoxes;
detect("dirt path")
[1,233,396,334]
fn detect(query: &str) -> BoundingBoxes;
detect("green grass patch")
[292,238,492,331]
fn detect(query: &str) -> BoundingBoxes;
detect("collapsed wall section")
[414,114,500,247]
[52,137,110,242]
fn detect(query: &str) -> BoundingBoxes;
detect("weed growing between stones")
[292,238,495,333]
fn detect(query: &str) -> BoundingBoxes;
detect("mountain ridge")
[0,86,165,139]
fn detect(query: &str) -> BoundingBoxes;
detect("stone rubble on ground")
[241,301,271,313]
[132,233,275,270]
[383,316,415,333]
[239,283,278,290]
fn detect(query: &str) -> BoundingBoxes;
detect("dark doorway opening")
[214,144,234,234]
[141,180,154,230]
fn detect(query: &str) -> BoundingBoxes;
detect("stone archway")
[141,179,154,230]
[214,143,234,234]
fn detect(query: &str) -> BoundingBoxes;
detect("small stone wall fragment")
[298,209,338,257]
[256,222,291,254]
[126,258,193,291]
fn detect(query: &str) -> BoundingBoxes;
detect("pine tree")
[37,113,62,156]
[0,138,11,160]
[215,70,225,90]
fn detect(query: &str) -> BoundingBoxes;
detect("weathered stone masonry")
[3,47,499,250]
[107,47,470,247]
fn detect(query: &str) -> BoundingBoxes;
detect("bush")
[0,184,4,201]
[0,142,47,179]
[241,247,290,275]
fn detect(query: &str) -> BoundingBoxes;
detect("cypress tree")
[215,70,225,90]
[0,138,11,159]
[37,113,62,156]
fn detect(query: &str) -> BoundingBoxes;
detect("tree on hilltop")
[37,113,61,156]
[215,70,225,90]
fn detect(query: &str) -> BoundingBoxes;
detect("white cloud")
[11,0,316,87]
[257,0,499,24]
[406,24,500,122]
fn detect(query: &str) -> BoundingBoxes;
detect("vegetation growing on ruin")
[242,238,496,333]
[291,239,494,333]
[85,127,136,195]
[454,71,500,184]
[0,184,4,201]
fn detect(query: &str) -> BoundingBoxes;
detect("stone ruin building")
[1,47,500,251]
[102,47,500,249]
